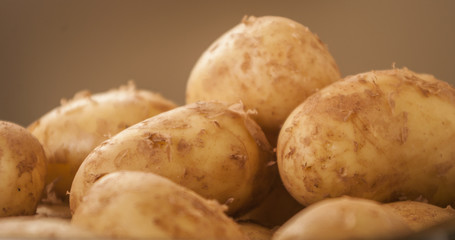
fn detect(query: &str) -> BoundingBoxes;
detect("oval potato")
[28,82,177,200]
[72,171,248,240]
[0,121,47,217]
[70,101,276,215]
[277,68,455,207]
[273,196,410,240]
[186,15,340,145]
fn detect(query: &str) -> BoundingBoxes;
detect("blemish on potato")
[177,139,192,154]
[241,53,251,73]
[16,154,37,177]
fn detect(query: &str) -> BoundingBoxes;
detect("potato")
[70,101,276,216]
[0,121,46,217]
[385,201,455,231]
[238,222,273,240]
[277,68,455,207]
[272,196,410,240]
[28,81,177,200]
[237,178,304,228]
[186,15,340,145]
[72,171,248,240]
[0,216,95,239]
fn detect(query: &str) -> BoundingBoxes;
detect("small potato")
[0,216,95,239]
[0,121,46,217]
[385,201,455,231]
[186,15,340,145]
[238,222,273,240]
[72,171,248,240]
[28,81,177,200]
[277,68,455,207]
[70,101,276,216]
[273,196,410,240]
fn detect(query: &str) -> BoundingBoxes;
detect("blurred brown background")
[1,0,454,126]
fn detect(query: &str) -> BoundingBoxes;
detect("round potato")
[0,121,47,217]
[385,201,455,231]
[277,68,455,207]
[273,196,410,240]
[28,81,177,200]
[72,171,248,240]
[186,15,340,145]
[70,101,276,216]
[0,216,95,239]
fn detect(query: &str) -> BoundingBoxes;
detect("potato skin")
[0,121,47,217]
[277,68,455,207]
[385,201,455,231]
[272,196,410,240]
[70,101,276,215]
[186,15,340,145]
[28,82,177,200]
[72,171,248,240]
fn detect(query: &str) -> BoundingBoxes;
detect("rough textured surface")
[277,68,455,207]
[385,201,455,231]
[0,121,47,217]
[186,15,341,146]
[72,171,248,240]
[70,101,276,216]
[28,81,177,201]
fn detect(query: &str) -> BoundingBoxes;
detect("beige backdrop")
[1,0,454,126]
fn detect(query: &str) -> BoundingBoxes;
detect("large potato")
[277,68,455,207]
[0,121,46,217]
[0,216,95,239]
[70,101,276,215]
[385,201,455,231]
[272,196,410,240]
[186,15,340,145]
[72,171,248,240]
[28,82,177,200]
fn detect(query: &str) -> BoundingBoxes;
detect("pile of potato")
[1,15,455,240]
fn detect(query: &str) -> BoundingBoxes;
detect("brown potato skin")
[186,15,340,145]
[0,121,47,217]
[72,171,248,240]
[277,68,455,207]
[28,82,177,201]
[385,201,455,231]
[70,101,276,216]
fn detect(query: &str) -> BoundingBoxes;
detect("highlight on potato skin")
[70,101,276,216]
[0,121,47,217]
[72,171,249,240]
[277,68,455,208]
[28,81,177,201]
[186,15,341,146]
[0,216,95,239]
